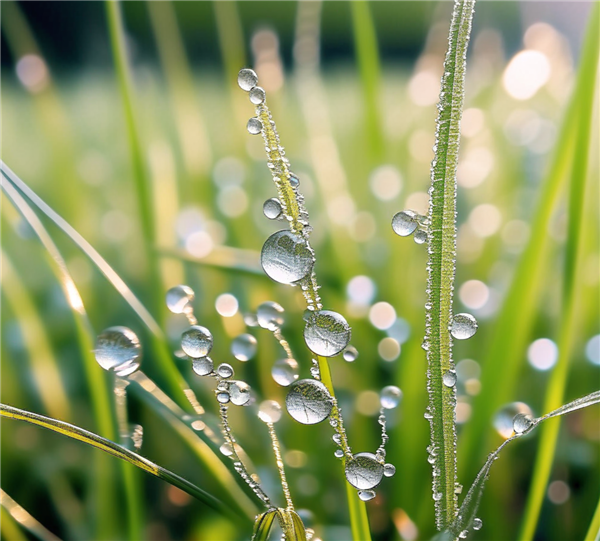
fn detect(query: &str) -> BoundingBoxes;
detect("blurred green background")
[1,1,598,540]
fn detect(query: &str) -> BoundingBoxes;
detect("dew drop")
[217,363,234,379]
[433,492,443,501]
[427,455,436,464]
[220,443,234,456]
[334,449,344,458]
[238,68,258,91]
[343,346,359,362]
[473,518,483,531]
[256,301,285,331]
[391,210,419,237]
[380,386,402,409]
[231,334,257,362]
[442,370,457,387]
[261,230,314,285]
[95,326,141,377]
[247,117,263,135]
[263,198,283,220]
[165,285,195,314]
[249,86,266,104]
[271,358,299,386]
[216,392,230,404]
[289,173,300,188]
[192,357,213,376]
[383,464,396,477]
[217,381,229,391]
[304,310,351,357]
[333,434,342,445]
[345,452,384,490]
[181,325,213,358]
[450,313,478,340]
[244,312,259,327]
[512,412,534,434]
[493,402,534,439]
[258,400,282,423]
[285,379,333,424]
[358,490,376,502]
[229,381,251,406]
[414,228,428,244]
[459,531,468,539]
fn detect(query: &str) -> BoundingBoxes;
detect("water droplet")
[304,310,351,357]
[261,230,314,285]
[334,449,344,458]
[220,443,234,456]
[343,346,359,362]
[249,86,266,104]
[333,434,342,445]
[345,452,384,490]
[247,117,263,135]
[95,326,141,377]
[217,363,234,379]
[271,358,299,386]
[427,455,436,464]
[433,492,443,501]
[289,173,300,187]
[258,400,282,423]
[263,198,283,220]
[493,402,534,439]
[392,210,419,237]
[238,68,258,91]
[256,301,284,331]
[513,413,533,434]
[216,391,230,404]
[192,357,213,376]
[450,313,478,340]
[383,464,396,477]
[454,483,463,494]
[380,386,402,409]
[217,381,229,391]
[442,370,457,387]
[165,285,195,314]
[473,518,482,531]
[459,530,468,539]
[414,228,428,244]
[285,379,333,424]
[230,381,251,406]
[244,312,259,327]
[358,490,376,501]
[231,334,257,362]
[181,325,213,358]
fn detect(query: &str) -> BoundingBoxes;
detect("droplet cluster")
[391,209,429,244]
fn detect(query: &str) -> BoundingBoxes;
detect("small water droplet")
[256,301,284,331]
[343,346,359,362]
[231,334,257,362]
[244,312,259,327]
[263,198,283,220]
[459,530,468,539]
[454,483,463,494]
[304,310,351,357]
[472,518,482,531]
[261,230,314,285]
[513,413,534,434]
[289,173,300,187]
[329,417,338,427]
[358,490,376,501]
[334,449,344,458]
[413,228,428,244]
[181,325,213,358]
[345,452,384,490]
[271,358,299,386]
[391,210,419,237]
[494,402,534,439]
[383,464,396,477]
[249,86,266,104]
[247,117,263,135]
[238,68,258,91]
[95,326,141,377]
[333,434,342,445]
[216,391,230,404]
[380,386,402,409]
[442,370,457,387]
[229,381,251,406]
[217,381,229,391]
[428,455,436,464]
[286,379,333,424]
[165,285,195,314]
[433,492,443,501]
[451,313,478,340]
[217,363,234,379]
[258,400,282,423]
[192,357,213,376]
[220,443,234,456]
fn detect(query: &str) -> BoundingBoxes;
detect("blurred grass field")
[1,2,599,541]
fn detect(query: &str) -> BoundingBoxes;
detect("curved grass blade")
[448,391,600,540]
[0,404,239,523]
[1,489,62,541]
[251,510,279,541]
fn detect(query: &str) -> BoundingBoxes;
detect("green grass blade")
[518,7,599,539]
[0,490,61,541]
[422,0,475,529]
[584,497,600,541]
[251,510,278,541]
[0,507,30,541]
[157,245,264,276]
[0,404,238,522]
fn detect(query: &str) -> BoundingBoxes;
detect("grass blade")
[584,497,600,541]
[0,490,62,541]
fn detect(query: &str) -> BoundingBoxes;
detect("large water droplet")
[258,400,282,423]
[450,313,478,340]
[247,117,263,135]
[271,358,299,386]
[263,198,283,220]
[192,357,213,376]
[493,402,534,439]
[343,346,359,362]
[181,326,213,358]
[285,379,333,424]
[261,230,314,285]
[380,386,402,409]
[513,413,533,434]
[256,301,284,331]
[230,381,251,406]
[472,518,483,531]
[238,68,258,91]
[345,452,384,490]
[304,310,351,357]
[249,86,266,104]
[391,210,419,237]
[217,363,234,379]
[95,326,141,377]
[358,490,376,501]
[165,285,195,314]
[442,370,457,387]
[220,443,234,456]
[231,334,257,362]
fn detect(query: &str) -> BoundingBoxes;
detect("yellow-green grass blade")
[584,497,600,541]
[251,510,279,541]
[518,6,599,540]
[0,490,62,541]
[0,404,240,524]
[0,506,30,541]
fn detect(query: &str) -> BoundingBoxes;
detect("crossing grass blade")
[0,490,62,541]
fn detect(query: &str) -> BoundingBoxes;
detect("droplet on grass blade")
[383,464,396,477]
[450,313,478,339]
[249,86,266,104]
[512,412,533,434]
[334,449,344,458]
[285,379,333,424]
[231,334,257,361]
[343,346,358,362]
[247,117,263,135]
[192,357,213,376]
[217,363,234,378]
[303,310,351,357]
[166,285,195,314]
[261,230,314,285]
[345,452,384,490]
[95,326,141,377]
[380,386,402,409]
[181,325,213,358]
[392,210,419,237]
[493,402,534,439]
[414,228,428,244]
[230,381,251,406]
[238,68,258,91]
[358,490,376,501]
[442,370,457,387]
[263,198,283,220]
[473,518,483,531]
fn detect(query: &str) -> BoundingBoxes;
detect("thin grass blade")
[0,490,62,541]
